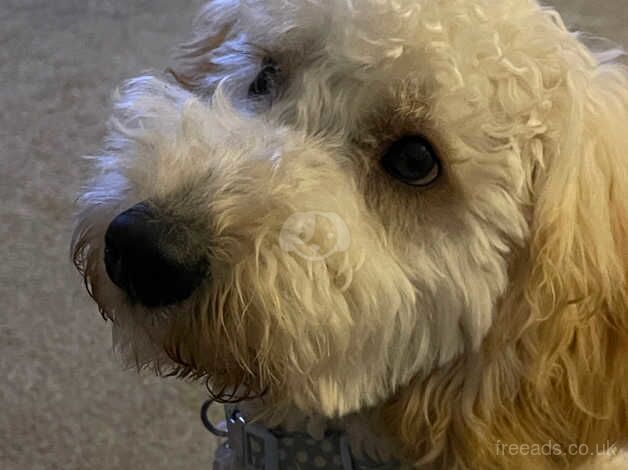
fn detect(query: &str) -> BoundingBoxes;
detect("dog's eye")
[381,135,440,186]
[248,58,278,97]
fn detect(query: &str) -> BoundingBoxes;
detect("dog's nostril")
[104,243,125,288]
[104,202,207,308]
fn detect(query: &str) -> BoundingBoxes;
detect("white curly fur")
[73,0,628,468]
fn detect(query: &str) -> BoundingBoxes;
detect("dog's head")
[73,0,627,427]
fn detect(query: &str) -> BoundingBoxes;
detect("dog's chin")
[104,305,266,398]
[105,306,384,418]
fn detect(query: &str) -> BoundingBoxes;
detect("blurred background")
[1,1,626,469]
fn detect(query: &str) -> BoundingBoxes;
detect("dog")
[72,0,628,468]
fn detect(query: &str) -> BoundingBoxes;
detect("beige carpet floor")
[1,1,625,469]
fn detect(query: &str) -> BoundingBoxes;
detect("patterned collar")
[202,400,401,470]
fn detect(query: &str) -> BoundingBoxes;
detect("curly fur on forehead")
[73,0,628,468]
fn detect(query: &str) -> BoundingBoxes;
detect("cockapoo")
[72,0,628,468]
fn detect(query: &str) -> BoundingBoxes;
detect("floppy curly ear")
[520,54,628,445]
[526,57,628,396]
[513,57,628,468]
[527,59,628,349]
[168,0,239,91]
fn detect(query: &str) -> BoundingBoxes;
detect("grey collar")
[201,400,401,470]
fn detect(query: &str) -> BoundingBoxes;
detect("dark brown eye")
[248,58,278,97]
[381,135,440,186]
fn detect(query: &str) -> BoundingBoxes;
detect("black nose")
[104,203,207,307]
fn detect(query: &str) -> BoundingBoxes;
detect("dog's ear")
[521,54,628,437]
[527,58,628,344]
[168,1,239,91]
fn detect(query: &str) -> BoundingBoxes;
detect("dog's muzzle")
[104,202,207,307]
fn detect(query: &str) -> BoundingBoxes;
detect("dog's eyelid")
[261,56,277,67]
